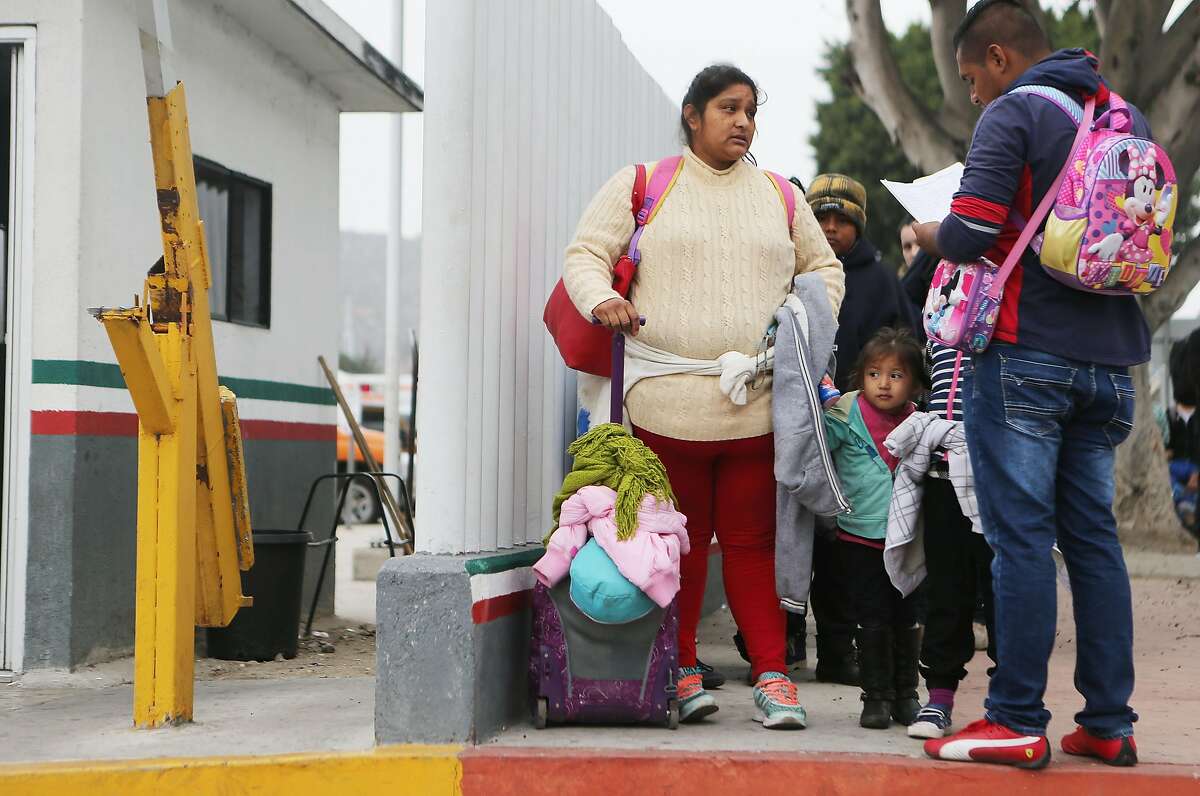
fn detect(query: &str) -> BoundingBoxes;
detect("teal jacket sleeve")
[823,412,847,453]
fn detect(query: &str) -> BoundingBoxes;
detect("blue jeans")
[964,342,1138,738]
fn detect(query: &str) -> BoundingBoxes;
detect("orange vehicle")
[336,426,386,523]
[336,425,385,466]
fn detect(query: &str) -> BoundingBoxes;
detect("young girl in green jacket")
[825,327,929,730]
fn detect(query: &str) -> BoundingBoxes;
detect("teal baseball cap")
[569,538,655,625]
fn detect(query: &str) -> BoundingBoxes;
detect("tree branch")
[929,0,975,143]
[1146,41,1200,184]
[1143,238,1200,331]
[845,0,964,172]
[1095,0,1112,39]
[1141,2,1200,107]
[1148,0,1178,33]
[1101,0,1179,101]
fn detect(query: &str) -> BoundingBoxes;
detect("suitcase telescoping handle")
[592,315,646,423]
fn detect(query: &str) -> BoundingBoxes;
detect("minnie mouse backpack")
[924,87,1178,354]
[1028,86,1178,294]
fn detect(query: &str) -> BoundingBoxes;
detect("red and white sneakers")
[923,718,1051,769]
[1061,725,1138,767]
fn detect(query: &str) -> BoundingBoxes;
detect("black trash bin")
[206,528,313,661]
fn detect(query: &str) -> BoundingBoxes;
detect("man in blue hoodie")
[912,0,1144,769]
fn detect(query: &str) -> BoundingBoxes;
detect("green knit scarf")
[547,423,677,543]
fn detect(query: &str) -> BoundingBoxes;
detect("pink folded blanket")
[534,485,689,607]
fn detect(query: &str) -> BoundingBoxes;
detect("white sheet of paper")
[880,162,965,224]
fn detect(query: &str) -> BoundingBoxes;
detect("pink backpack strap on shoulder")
[987,95,1097,299]
[627,155,684,264]
[765,171,797,229]
[639,156,685,225]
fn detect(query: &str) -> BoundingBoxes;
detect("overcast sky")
[324,0,1197,317]
[596,0,940,182]
[327,0,945,236]
[330,0,1172,235]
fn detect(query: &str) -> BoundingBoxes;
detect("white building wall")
[69,0,341,417]
[417,0,678,554]
[0,1,86,367]
[0,0,343,430]
[2,0,342,420]
[1,0,355,671]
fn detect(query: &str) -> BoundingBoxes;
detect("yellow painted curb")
[0,744,463,795]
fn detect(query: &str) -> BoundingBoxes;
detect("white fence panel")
[418,0,679,553]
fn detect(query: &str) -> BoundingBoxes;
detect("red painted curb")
[459,747,1200,796]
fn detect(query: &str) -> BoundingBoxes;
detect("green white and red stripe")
[466,548,543,625]
[30,359,336,441]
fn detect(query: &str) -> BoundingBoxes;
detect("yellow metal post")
[94,80,253,727]
[132,410,162,724]
[146,87,248,628]
[151,328,198,724]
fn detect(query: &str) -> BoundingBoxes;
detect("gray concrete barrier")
[375,544,727,744]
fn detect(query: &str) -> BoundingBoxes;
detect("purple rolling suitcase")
[529,329,681,730]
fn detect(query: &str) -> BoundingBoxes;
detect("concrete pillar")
[383,0,405,487]
[414,0,475,555]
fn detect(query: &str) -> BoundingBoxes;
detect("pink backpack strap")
[640,156,684,225]
[988,95,1096,299]
[765,171,797,230]
[627,156,684,263]
[1093,90,1133,133]
[945,350,964,421]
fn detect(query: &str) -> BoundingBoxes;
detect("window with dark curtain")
[193,156,272,327]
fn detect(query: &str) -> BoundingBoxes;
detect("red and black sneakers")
[924,718,1051,769]
[1061,725,1139,767]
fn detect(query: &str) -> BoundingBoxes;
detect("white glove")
[1088,232,1124,261]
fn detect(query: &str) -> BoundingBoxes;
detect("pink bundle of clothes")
[533,485,690,607]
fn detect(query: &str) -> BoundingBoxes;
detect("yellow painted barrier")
[95,81,255,727]
[0,746,463,796]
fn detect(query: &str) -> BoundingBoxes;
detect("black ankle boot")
[815,621,860,686]
[891,624,922,726]
[856,626,894,729]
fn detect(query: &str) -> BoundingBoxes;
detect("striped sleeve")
[926,343,966,422]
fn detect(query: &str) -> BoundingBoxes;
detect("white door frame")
[1,26,36,673]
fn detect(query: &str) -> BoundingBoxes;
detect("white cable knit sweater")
[563,148,844,441]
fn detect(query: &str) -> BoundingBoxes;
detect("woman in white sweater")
[564,64,844,728]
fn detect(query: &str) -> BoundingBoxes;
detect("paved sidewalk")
[0,676,374,764]
[1,568,1195,770]
[495,574,1200,766]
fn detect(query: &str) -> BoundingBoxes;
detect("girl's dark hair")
[850,327,931,394]
[680,64,761,149]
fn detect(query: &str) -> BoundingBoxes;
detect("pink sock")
[928,687,956,709]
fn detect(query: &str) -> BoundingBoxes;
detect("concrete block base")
[374,544,727,745]
[375,547,543,744]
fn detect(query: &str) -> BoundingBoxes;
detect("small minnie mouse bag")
[924,93,1102,354]
[923,257,1005,354]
